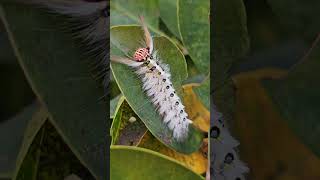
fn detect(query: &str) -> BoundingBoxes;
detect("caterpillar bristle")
[139,15,153,53]
[12,0,110,97]
[110,55,142,67]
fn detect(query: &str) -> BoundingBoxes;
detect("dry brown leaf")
[111,99,147,146]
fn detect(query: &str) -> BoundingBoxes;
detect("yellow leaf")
[182,84,210,132]
[232,68,320,179]
[138,131,208,174]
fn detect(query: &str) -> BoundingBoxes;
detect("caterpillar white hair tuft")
[15,0,110,92]
[111,16,193,141]
[211,104,249,180]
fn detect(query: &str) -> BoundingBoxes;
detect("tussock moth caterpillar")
[111,17,192,141]
[211,104,249,180]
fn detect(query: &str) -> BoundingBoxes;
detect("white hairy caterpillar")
[111,17,193,141]
[15,0,110,91]
[211,104,249,180]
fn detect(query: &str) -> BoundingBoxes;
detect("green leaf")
[183,56,205,84]
[0,4,107,179]
[110,146,204,180]
[178,0,210,74]
[0,103,39,178]
[267,0,320,41]
[0,29,15,64]
[111,26,203,154]
[110,94,122,119]
[110,0,185,55]
[110,73,121,98]
[212,0,249,89]
[111,96,126,144]
[212,0,249,123]
[213,80,235,123]
[15,121,95,180]
[110,99,147,145]
[263,40,320,157]
[12,106,48,180]
[111,0,159,28]
[193,78,210,110]
[159,0,180,39]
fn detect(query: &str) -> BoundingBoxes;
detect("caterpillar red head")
[133,16,153,62]
[133,47,150,62]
